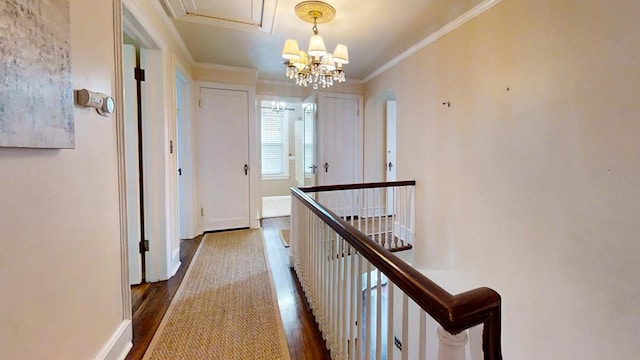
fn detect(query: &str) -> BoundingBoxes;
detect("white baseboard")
[263,195,291,201]
[94,320,132,360]
[168,260,182,279]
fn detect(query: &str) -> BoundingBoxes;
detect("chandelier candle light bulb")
[281,1,349,89]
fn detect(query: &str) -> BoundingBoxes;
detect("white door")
[318,94,362,186]
[122,44,142,285]
[386,100,397,215]
[302,96,317,186]
[317,94,362,217]
[197,87,250,231]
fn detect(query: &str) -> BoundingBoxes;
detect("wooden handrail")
[299,180,416,193]
[291,183,502,360]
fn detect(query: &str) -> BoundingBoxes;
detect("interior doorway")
[120,3,195,356]
[122,1,183,284]
[386,100,397,215]
[175,70,195,241]
[259,98,304,218]
[122,42,144,285]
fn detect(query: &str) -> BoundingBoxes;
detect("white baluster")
[409,185,415,245]
[336,236,342,358]
[349,246,357,360]
[437,327,468,360]
[321,222,328,335]
[419,311,427,359]
[401,294,409,360]
[392,186,397,248]
[375,269,382,359]
[364,263,372,360]
[386,282,395,360]
[355,254,363,360]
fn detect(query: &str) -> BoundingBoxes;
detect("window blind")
[261,109,288,176]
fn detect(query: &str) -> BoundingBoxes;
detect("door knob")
[324,162,329,173]
[308,164,317,174]
[388,162,393,171]
[244,164,249,175]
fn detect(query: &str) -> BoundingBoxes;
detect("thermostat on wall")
[76,89,115,116]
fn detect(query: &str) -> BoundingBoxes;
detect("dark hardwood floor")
[126,217,330,360]
[126,235,202,360]
[262,216,331,360]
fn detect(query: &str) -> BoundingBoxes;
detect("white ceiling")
[160,0,486,81]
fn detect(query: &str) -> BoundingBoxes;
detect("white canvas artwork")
[0,0,74,148]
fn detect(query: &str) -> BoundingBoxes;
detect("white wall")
[365,0,640,358]
[0,1,129,359]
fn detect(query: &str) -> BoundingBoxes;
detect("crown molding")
[148,0,195,65]
[123,0,167,49]
[195,62,259,76]
[257,78,300,87]
[362,0,503,83]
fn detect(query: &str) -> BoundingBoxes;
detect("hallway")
[127,217,329,359]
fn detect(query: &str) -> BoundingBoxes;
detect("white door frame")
[196,81,260,230]
[122,0,181,282]
[174,60,198,240]
[113,0,132,346]
[122,44,142,285]
[386,100,397,216]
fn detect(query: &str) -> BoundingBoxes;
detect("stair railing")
[290,181,502,360]
[303,181,415,252]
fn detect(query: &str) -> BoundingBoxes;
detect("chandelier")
[271,101,286,113]
[281,1,349,89]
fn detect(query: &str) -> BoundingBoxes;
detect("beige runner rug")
[143,229,291,360]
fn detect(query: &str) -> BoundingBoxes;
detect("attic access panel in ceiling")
[162,0,276,33]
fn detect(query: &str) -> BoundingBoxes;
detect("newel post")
[437,327,468,360]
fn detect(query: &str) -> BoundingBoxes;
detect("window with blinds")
[261,108,289,178]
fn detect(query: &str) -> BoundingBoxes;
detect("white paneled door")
[197,87,250,231]
[318,94,362,186]
[316,93,362,216]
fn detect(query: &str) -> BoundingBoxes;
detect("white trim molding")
[113,4,133,360]
[160,0,278,34]
[363,0,503,83]
[93,320,132,360]
[148,0,196,65]
[195,62,259,76]
[123,0,167,50]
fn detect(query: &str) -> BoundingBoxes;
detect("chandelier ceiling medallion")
[281,1,349,89]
